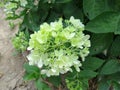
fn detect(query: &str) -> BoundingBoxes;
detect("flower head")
[27,16,91,77]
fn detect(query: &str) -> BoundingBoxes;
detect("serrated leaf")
[86,12,120,33]
[23,73,38,81]
[98,80,110,90]
[23,63,40,73]
[83,0,112,19]
[66,69,77,79]
[108,36,120,57]
[35,79,51,90]
[100,60,120,75]
[89,33,113,55]
[24,12,39,32]
[47,76,61,87]
[82,57,104,70]
[81,79,89,90]
[108,72,120,81]
[79,70,98,79]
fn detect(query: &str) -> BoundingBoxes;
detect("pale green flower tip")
[27,47,32,50]
[4,0,28,18]
[36,37,44,44]
[40,23,50,30]
[30,32,37,38]
[51,31,57,37]
[64,32,75,40]
[29,61,34,66]
[50,18,63,31]
[76,68,80,72]
[55,49,64,57]
[27,55,34,65]
[38,61,43,68]
[20,0,28,7]
[51,69,56,73]
[70,16,84,29]
[5,2,17,9]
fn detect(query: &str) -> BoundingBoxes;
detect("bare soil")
[0,9,36,90]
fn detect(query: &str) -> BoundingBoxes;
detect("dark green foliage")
[100,60,120,75]
[35,79,51,90]
[82,57,105,70]
[79,70,98,79]
[47,76,61,87]
[6,0,120,90]
[83,0,112,20]
[108,36,120,57]
[89,33,113,55]
[86,12,120,33]
[98,79,110,90]
[23,63,40,80]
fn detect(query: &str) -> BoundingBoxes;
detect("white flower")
[20,0,28,7]
[70,16,84,30]
[27,16,91,77]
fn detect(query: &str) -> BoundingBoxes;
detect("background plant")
[4,0,120,90]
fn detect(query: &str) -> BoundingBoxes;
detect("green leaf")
[85,12,120,33]
[47,11,60,23]
[25,29,30,40]
[79,70,98,79]
[108,36,120,57]
[24,12,39,32]
[98,80,110,90]
[66,69,77,79]
[108,0,120,11]
[35,79,51,90]
[23,73,38,80]
[115,20,120,34]
[47,76,61,87]
[81,79,89,90]
[108,72,120,81]
[113,81,120,90]
[89,33,113,55]
[100,60,120,75]
[23,63,40,80]
[55,0,72,3]
[63,1,84,21]
[82,57,105,70]
[23,63,40,73]
[83,0,112,19]
[38,3,50,23]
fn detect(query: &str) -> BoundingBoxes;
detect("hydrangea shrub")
[4,0,120,90]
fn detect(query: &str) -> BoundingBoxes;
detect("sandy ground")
[0,9,36,90]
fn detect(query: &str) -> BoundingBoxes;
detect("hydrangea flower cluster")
[66,79,82,90]
[27,16,91,77]
[4,0,28,18]
[12,32,28,52]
